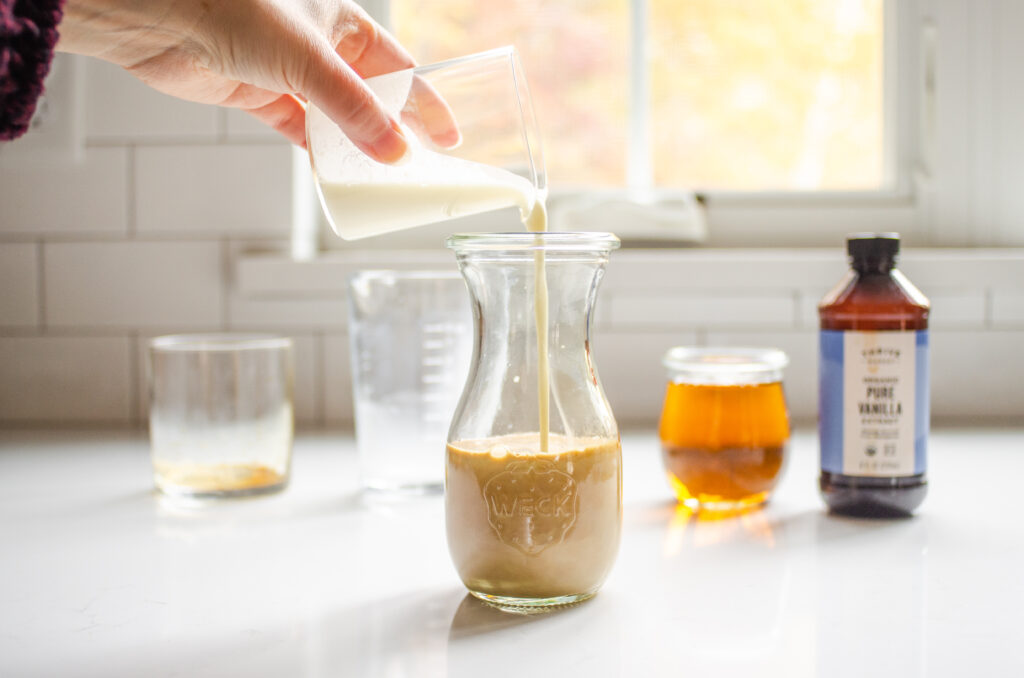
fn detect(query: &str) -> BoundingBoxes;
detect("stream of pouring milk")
[319,148,552,451]
[525,204,549,453]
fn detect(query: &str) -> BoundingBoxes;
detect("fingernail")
[439,127,462,150]
[364,119,410,165]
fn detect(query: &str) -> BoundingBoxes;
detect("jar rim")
[445,232,621,252]
[150,333,292,353]
[662,347,789,385]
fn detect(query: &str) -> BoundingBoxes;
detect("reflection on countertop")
[0,428,1019,677]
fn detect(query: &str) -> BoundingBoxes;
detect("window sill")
[237,247,1024,296]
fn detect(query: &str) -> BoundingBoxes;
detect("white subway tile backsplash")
[135,145,292,236]
[797,289,830,329]
[900,252,1024,289]
[0,244,39,327]
[224,109,286,141]
[597,250,1024,296]
[601,250,842,291]
[992,292,1024,326]
[291,334,321,425]
[323,333,353,425]
[2,234,1019,425]
[928,290,987,328]
[609,291,794,329]
[595,330,699,425]
[85,61,219,141]
[704,331,819,420]
[45,241,223,328]
[0,336,132,423]
[0,148,128,235]
[235,250,454,294]
[228,293,347,330]
[929,330,1024,419]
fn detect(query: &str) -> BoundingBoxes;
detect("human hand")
[57,0,455,162]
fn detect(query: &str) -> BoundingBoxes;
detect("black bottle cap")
[847,232,899,271]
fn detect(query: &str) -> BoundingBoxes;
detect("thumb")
[298,45,410,164]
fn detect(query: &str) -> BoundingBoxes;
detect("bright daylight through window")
[393,0,884,192]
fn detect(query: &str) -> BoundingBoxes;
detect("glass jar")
[659,347,790,513]
[148,334,294,498]
[445,232,621,610]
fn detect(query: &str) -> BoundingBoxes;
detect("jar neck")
[851,255,896,274]
[456,255,609,320]
[448,246,618,443]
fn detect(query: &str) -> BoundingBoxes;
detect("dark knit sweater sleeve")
[0,0,64,141]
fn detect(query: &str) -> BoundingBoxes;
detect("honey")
[658,348,790,512]
[153,461,288,496]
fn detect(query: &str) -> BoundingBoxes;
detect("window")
[391,0,886,193]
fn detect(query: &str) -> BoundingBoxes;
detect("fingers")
[241,93,308,148]
[333,6,416,78]
[405,76,462,149]
[333,8,460,150]
[298,41,410,164]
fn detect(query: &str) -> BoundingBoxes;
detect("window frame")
[305,0,984,250]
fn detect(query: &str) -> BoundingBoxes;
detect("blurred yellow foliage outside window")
[393,0,883,192]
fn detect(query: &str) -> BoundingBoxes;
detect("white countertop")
[1,428,1022,677]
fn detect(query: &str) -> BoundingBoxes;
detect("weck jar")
[445,232,622,610]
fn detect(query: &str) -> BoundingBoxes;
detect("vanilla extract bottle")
[818,233,930,517]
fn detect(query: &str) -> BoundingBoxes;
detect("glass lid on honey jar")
[659,347,791,513]
[662,347,789,385]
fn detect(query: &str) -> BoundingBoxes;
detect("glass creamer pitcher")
[444,232,622,610]
[307,46,546,239]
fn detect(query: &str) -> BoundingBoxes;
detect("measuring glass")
[306,46,546,239]
[348,271,473,495]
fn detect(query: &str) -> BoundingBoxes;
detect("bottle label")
[819,330,929,477]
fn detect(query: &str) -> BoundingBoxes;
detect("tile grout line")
[315,331,326,428]
[220,237,231,329]
[0,324,345,336]
[36,240,46,333]
[217,109,227,143]
[126,143,137,237]
[984,286,994,329]
[128,330,141,427]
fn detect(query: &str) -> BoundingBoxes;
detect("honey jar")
[659,347,790,512]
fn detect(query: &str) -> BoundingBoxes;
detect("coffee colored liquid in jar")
[446,434,622,603]
[658,348,791,512]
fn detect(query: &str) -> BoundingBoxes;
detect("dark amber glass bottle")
[818,234,930,517]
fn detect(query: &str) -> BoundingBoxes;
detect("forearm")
[9,0,414,158]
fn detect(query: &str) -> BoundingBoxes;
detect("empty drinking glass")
[148,334,294,498]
